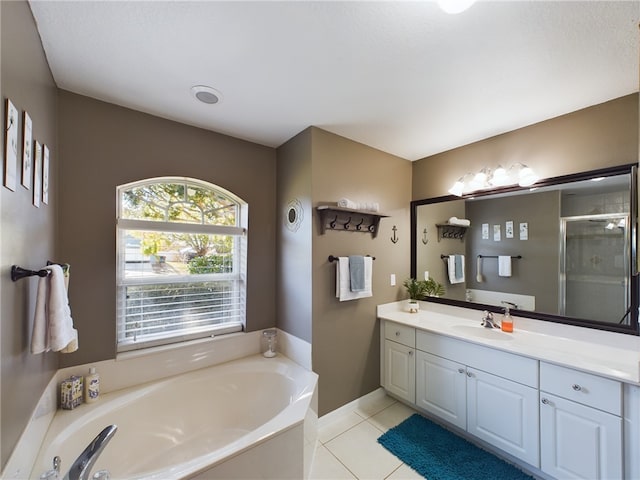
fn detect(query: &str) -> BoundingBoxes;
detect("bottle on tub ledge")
[84,367,100,403]
[262,329,277,358]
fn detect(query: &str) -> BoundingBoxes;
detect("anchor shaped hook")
[391,225,399,244]
[422,228,429,245]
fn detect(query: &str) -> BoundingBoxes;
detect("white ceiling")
[29,1,640,161]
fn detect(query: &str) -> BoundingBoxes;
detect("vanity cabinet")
[382,323,415,403]
[539,362,622,479]
[415,330,539,466]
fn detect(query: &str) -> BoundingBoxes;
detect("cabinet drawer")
[385,321,415,347]
[540,362,621,415]
[416,330,538,388]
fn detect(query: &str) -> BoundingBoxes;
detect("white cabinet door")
[384,340,415,403]
[467,367,539,467]
[415,350,467,430]
[540,392,622,480]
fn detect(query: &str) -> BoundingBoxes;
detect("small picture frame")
[482,223,489,240]
[519,222,529,241]
[505,220,514,239]
[493,224,501,242]
[33,141,42,208]
[42,144,50,205]
[22,111,33,189]
[4,99,19,191]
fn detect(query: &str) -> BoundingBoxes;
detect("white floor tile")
[318,410,365,444]
[325,420,402,480]
[367,401,415,433]
[354,394,397,419]
[310,444,357,479]
[385,464,425,480]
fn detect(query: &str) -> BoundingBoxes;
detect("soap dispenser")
[501,305,514,333]
[84,367,100,403]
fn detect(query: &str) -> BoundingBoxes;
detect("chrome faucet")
[63,425,117,480]
[481,311,499,329]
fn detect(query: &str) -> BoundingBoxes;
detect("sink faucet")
[481,311,499,329]
[63,425,117,480]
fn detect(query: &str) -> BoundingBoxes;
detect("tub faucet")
[481,311,499,329]
[63,425,117,480]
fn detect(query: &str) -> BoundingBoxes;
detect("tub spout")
[63,425,117,480]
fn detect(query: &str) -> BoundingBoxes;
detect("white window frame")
[116,177,247,352]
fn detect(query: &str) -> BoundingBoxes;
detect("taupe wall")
[310,128,412,415]
[413,94,639,201]
[415,200,466,300]
[465,191,561,313]
[276,128,313,342]
[1,1,59,468]
[57,91,277,367]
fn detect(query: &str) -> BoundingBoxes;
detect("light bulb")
[518,166,539,187]
[448,179,465,197]
[491,165,510,186]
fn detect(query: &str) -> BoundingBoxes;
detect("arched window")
[116,177,247,351]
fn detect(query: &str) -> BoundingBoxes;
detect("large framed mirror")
[411,163,638,334]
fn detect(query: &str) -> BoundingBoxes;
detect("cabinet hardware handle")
[458,368,465,374]
[572,384,582,391]
[541,398,550,405]
[408,350,413,356]
[395,331,400,336]
[466,371,473,377]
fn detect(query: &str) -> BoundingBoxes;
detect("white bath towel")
[498,256,512,277]
[31,265,78,354]
[337,198,359,210]
[447,255,465,284]
[336,256,372,301]
[448,216,471,227]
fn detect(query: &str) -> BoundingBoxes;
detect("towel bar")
[11,262,69,281]
[328,255,376,262]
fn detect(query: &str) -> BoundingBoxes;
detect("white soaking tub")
[32,355,318,480]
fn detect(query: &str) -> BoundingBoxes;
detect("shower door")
[560,214,630,324]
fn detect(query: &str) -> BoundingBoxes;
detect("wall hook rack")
[316,205,389,238]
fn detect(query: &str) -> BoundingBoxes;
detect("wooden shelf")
[316,206,389,238]
[436,223,468,242]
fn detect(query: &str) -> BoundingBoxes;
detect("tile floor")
[310,392,425,480]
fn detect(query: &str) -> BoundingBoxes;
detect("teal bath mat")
[377,414,534,480]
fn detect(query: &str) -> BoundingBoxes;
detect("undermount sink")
[451,324,514,341]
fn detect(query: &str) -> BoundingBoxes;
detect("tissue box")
[60,376,84,410]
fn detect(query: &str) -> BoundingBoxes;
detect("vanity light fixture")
[448,163,540,197]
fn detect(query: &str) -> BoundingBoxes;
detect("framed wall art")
[33,141,42,208]
[4,99,19,191]
[42,144,49,204]
[22,111,33,189]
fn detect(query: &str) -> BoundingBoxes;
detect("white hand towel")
[447,255,465,284]
[336,256,372,301]
[31,265,78,354]
[498,256,512,277]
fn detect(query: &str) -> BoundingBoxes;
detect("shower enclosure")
[560,213,630,325]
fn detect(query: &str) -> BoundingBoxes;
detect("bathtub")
[31,354,318,479]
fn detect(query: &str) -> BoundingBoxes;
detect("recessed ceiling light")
[191,85,222,105]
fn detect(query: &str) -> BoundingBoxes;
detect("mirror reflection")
[412,164,637,331]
